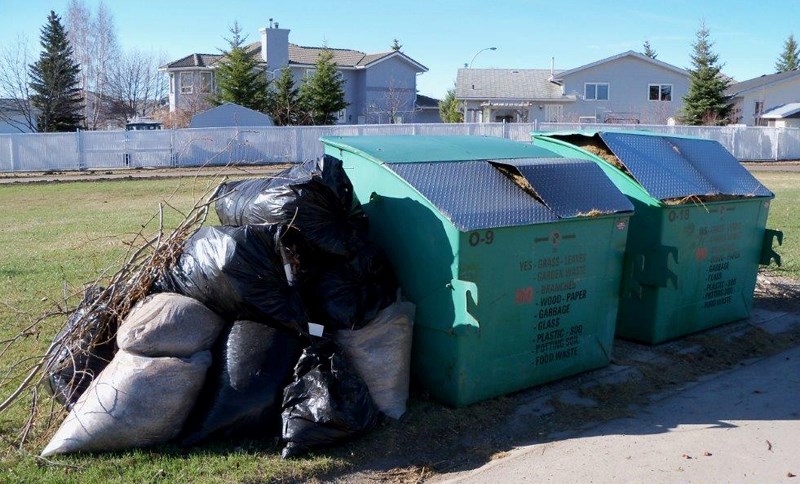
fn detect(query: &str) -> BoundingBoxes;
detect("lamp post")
[463,47,497,123]
[469,46,497,68]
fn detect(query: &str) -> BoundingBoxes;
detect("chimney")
[259,20,290,69]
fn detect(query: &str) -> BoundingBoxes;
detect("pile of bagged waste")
[41,157,415,459]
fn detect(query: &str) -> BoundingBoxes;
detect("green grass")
[0,177,348,482]
[0,170,797,482]
[751,170,800,277]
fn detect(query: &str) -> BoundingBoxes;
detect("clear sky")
[1,0,798,99]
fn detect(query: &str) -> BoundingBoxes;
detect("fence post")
[76,130,85,170]
[170,129,176,167]
[8,136,16,172]
[775,128,780,161]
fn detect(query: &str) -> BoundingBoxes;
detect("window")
[754,101,764,116]
[584,83,609,101]
[169,74,174,94]
[199,72,213,93]
[304,68,316,78]
[180,72,193,94]
[336,109,347,124]
[648,83,672,101]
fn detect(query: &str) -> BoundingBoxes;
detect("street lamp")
[469,46,497,68]
[464,47,498,123]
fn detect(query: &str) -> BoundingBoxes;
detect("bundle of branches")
[0,190,217,449]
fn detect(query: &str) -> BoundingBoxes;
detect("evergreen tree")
[642,40,657,59]
[212,21,270,112]
[29,10,83,132]
[439,87,463,123]
[298,49,347,125]
[775,34,799,73]
[681,21,730,125]
[269,68,301,125]
[391,39,402,52]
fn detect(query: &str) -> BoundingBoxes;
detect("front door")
[544,104,563,122]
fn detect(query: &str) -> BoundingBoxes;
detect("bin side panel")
[600,132,718,199]
[617,199,770,343]
[388,161,558,231]
[418,216,629,406]
[666,138,774,197]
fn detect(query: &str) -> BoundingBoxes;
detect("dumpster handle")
[760,229,783,266]
[633,245,679,290]
[448,279,480,330]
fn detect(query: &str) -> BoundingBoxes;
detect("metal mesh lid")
[490,158,634,218]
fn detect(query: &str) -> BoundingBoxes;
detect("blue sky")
[1,0,797,99]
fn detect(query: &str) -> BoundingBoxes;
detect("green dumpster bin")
[532,131,783,344]
[320,135,634,406]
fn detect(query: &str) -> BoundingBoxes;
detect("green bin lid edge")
[320,135,560,164]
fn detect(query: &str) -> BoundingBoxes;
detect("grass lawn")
[0,169,797,482]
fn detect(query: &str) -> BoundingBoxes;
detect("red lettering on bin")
[515,286,534,304]
[695,247,708,261]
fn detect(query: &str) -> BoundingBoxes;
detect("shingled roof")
[163,43,425,71]
[456,69,567,100]
[725,69,800,97]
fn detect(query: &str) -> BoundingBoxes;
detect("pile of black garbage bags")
[41,157,415,459]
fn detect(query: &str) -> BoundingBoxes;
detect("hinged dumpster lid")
[323,135,633,231]
[542,131,773,200]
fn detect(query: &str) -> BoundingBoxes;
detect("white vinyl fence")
[1,122,799,172]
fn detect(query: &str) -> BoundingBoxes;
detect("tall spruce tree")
[681,21,730,125]
[642,40,657,59]
[269,68,301,125]
[298,49,347,125]
[211,22,270,112]
[775,34,799,73]
[29,10,83,132]
[439,87,463,123]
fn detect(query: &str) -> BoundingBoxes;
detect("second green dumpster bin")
[321,135,634,406]
[533,131,782,344]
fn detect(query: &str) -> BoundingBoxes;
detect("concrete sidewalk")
[442,345,800,483]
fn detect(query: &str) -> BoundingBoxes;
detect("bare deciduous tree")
[106,49,168,126]
[66,0,119,130]
[0,34,37,132]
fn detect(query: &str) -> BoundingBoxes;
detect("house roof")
[725,69,800,97]
[163,43,427,72]
[188,102,274,128]
[415,94,440,109]
[163,53,223,69]
[456,69,567,100]
[761,102,800,119]
[555,50,689,78]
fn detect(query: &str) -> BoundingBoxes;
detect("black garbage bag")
[300,245,398,330]
[155,225,306,333]
[181,321,302,446]
[280,339,379,459]
[214,157,368,257]
[44,286,116,409]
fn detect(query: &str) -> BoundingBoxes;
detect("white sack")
[117,293,225,357]
[41,349,211,457]
[335,301,415,419]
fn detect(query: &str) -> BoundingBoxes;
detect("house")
[725,70,800,126]
[759,102,800,128]
[414,94,442,123]
[188,103,274,128]
[160,20,429,124]
[0,99,37,133]
[456,51,690,124]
